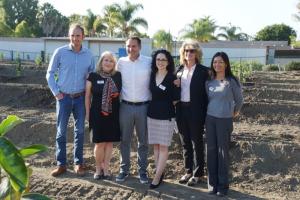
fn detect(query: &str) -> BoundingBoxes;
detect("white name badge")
[159,84,166,90]
[97,80,104,84]
[209,86,214,92]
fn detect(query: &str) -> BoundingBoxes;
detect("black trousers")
[176,103,205,177]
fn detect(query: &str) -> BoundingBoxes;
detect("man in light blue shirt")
[46,24,95,177]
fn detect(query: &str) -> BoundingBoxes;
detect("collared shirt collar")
[127,54,141,62]
[68,43,85,53]
[184,64,196,71]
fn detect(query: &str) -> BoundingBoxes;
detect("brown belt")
[62,91,85,98]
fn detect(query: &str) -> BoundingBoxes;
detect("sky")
[39,0,300,39]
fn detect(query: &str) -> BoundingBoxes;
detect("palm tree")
[293,1,300,21]
[180,16,217,42]
[93,16,107,37]
[217,23,249,41]
[84,9,97,37]
[112,0,148,37]
[103,4,120,37]
[152,29,173,51]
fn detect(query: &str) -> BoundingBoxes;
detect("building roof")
[199,40,288,48]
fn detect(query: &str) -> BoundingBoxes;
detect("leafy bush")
[262,64,279,71]
[35,56,42,67]
[231,61,253,82]
[0,52,4,61]
[250,61,263,71]
[16,57,22,76]
[0,115,50,200]
[285,61,300,71]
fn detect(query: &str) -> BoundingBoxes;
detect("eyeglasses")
[156,58,168,62]
[184,49,196,53]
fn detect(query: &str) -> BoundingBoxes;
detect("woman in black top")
[175,40,209,186]
[85,51,122,180]
[147,49,180,189]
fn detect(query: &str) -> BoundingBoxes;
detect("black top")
[87,71,122,142]
[147,72,180,120]
[175,64,209,124]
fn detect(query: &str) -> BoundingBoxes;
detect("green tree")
[112,0,148,37]
[103,5,120,37]
[0,21,13,36]
[0,0,38,30]
[83,9,97,36]
[152,30,173,51]
[217,23,249,41]
[255,24,297,44]
[180,16,217,42]
[93,16,107,37]
[14,20,32,37]
[68,14,85,25]
[37,3,69,37]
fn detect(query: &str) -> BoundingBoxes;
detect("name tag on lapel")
[209,86,214,92]
[159,84,166,91]
[97,80,104,84]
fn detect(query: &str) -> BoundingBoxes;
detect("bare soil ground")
[0,64,299,200]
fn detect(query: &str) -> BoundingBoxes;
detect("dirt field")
[0,64,299,200]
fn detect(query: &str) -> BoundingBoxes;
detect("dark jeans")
[176,104,205,177]
[205,115,233,194]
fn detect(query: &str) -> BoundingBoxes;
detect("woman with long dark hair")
[205,52,243,196]
[147,49,180,189]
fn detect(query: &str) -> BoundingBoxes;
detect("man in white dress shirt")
[116,36,152,184]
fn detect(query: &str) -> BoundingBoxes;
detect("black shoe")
[103,174,112,180]
[149,182,161,189]
[159,173,164,184]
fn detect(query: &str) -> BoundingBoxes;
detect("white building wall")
[90,43,124,58]
[140,38,152,57]
[0,38,43,60]
[202,48,266,66]
[274,58,300,67]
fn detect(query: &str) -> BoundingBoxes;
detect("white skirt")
[147,117,175,146]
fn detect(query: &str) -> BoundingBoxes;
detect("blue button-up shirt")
[46,44,95,96]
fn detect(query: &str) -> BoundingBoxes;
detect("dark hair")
[127,36,141,47]
[210,51,240,86]
[151,49,175,74]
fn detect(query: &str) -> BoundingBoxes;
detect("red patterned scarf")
[100,72,119,116]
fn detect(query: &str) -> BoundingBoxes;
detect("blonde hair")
[96,51,117,74]
[179,40,203,65]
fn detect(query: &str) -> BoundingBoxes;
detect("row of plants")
[229,60,300,82]
[0,52,49,68]
[0,115,50,200]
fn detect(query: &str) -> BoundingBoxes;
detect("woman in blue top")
[205,52,243,197]
[147,49,180,189]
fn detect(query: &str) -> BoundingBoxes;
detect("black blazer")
[176,64,209,124]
